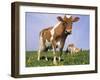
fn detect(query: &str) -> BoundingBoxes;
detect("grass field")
[26,50,89,67]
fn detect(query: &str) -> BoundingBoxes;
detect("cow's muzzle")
[65,31,72,35]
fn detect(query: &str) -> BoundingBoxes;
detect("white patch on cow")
[50,22,61,41]
[66,15,71,18]
[56,41,60,47]
[45,39,51,47]
[50,36,53,42]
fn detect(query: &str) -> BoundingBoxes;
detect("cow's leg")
[71,48,74,55]
[45,55,48,61]
[71,50,73,55]
[58,48,63,62]
[37,43,43,61]
[51,40,57,65]
[44,48,48,61]
[38,46,48,61]
[58,41,65,62]
[45,52,48,61]
[37,49,41,61]
[53,48,57,65]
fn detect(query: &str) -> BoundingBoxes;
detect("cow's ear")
[72,17,80,22]
[57,16,63,21]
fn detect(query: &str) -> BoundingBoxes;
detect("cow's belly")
[45,40,61,48]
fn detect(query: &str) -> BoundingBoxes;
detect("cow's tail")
[37,31,44,61]
[39,32,44,49]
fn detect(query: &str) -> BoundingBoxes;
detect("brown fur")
[40,27,52,42]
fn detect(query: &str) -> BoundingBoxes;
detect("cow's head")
[57,15,80,34]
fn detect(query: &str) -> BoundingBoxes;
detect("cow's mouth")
[65,31,72,35]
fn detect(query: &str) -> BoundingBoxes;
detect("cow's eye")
[65,22,68,25]
[63,22,67,26]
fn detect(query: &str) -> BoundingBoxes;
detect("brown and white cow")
[66,44,81,54]
[37,15,79,65]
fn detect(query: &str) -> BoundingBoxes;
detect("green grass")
[26,50,89,67]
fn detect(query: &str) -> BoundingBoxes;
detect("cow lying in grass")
[37,15,80,65]
[66,44,81,54]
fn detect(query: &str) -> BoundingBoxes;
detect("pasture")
[26,50,89,67]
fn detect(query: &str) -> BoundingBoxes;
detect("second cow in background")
[66,44,81,54]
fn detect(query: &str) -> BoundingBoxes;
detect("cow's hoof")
[37,58,40,61]
[45,58,48,61]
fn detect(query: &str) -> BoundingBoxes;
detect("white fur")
[45,39,51,47]
[66,15,71,18]
[56,41,60,47]
[45,39,61,49]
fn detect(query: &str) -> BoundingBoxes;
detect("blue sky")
[25,12,89,51]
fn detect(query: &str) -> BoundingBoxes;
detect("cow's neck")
[52,21,65,36]
[61,33,69,42]
[53,21,62,30]
[50,21,69,42]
